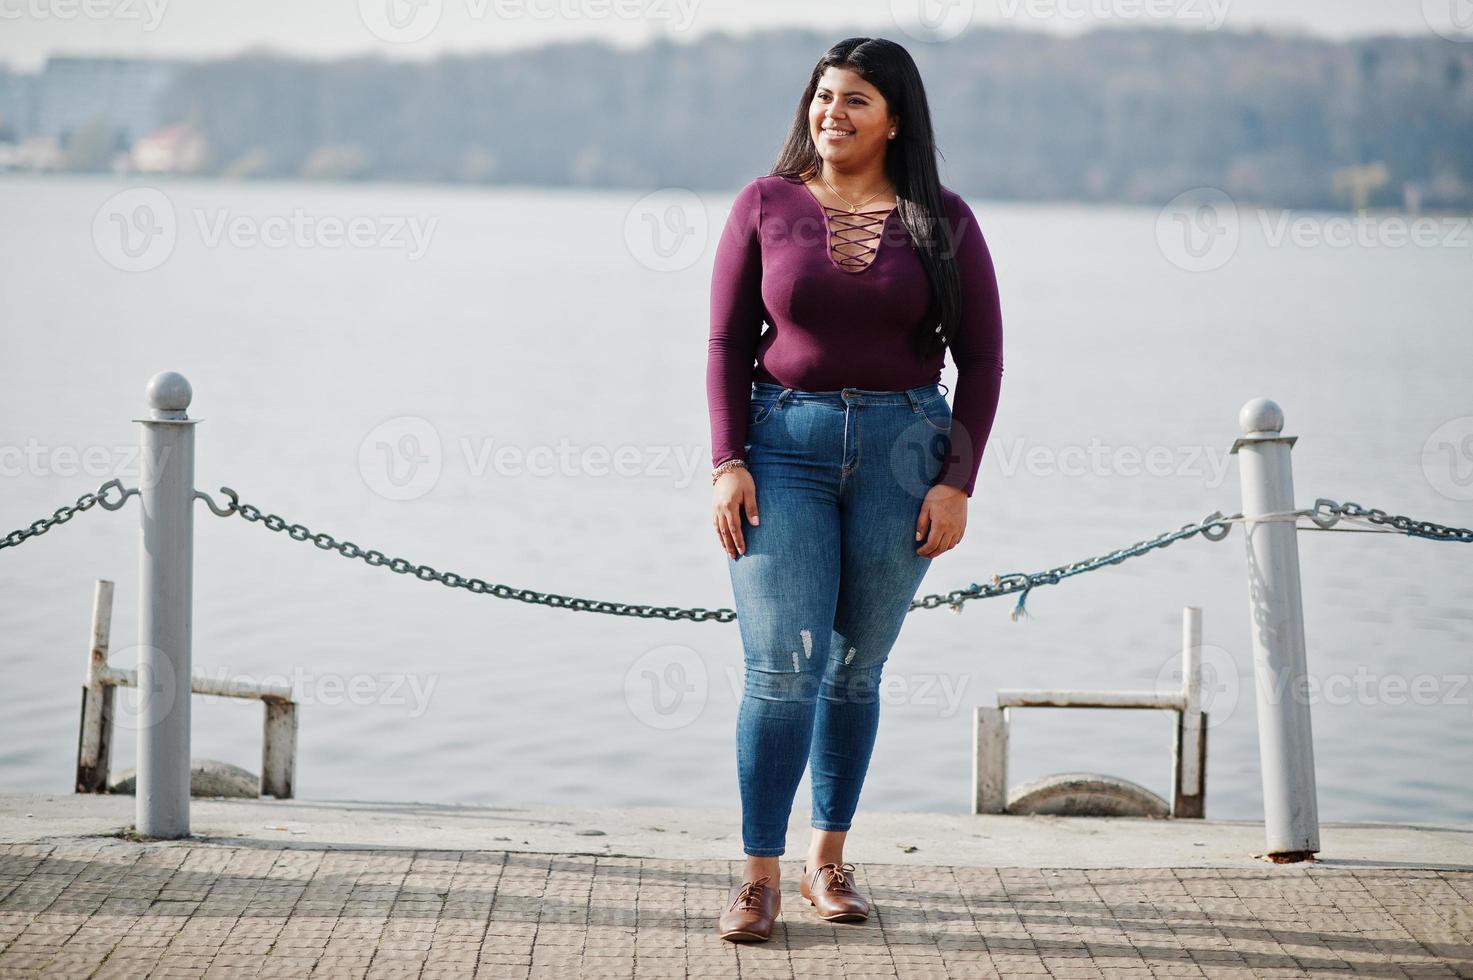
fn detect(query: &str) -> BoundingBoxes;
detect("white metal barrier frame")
[972,606,1207,819]
[75,578,298,800]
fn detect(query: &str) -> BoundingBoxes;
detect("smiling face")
[808,65,897,170]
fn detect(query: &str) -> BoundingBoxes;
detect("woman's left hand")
[915,484,967,557]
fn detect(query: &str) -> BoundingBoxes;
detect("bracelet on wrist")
[711,459,748,484]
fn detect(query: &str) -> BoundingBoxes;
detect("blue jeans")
[727,380,953,856]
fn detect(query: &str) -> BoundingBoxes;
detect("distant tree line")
[134,26,1469,210]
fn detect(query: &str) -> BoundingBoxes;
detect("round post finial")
[1238,398,1284,437]
[146,372,192,420]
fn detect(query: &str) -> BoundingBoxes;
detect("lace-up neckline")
[800,181,896,275]
[821,206,893,273]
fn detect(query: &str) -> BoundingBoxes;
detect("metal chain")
[909,509,1241,616]
[0,479,138,552]
[909,498,1472,616]
[196,486,1250,621]
[1307,498,1473,542]
[198,488,1470,620]
[200,487,738,623]
[13,483,1456,624]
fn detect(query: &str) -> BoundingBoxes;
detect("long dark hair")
[771,36,958,362]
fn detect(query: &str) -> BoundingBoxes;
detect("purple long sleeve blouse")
[706,173,1004,496]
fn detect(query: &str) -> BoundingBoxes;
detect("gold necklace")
[818,170,892,214]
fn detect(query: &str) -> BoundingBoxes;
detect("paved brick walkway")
[0,840,1469,979]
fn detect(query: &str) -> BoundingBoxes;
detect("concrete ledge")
[4,793,1470,870]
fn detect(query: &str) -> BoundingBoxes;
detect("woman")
[707,37,1004,942]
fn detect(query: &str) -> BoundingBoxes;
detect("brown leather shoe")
[717,874,780,942]
[800,862,870,922]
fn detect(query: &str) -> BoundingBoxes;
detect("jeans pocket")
[918,395,952,432]
[749,398,779,429]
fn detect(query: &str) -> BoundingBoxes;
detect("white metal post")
[1230,398,1320,860]
[134,371,199,839]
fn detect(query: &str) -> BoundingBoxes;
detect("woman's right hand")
[713,466,759,558]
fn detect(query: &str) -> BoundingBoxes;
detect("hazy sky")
[0,0,1462,71]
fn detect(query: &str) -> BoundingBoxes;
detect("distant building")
[1403,182,1423,216]
[0,68,36,139]
[130,124,209,174]
[33,57,179,144]
[0,136,65,172]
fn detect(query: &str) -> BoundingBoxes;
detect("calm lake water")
[2,174,1470,830]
